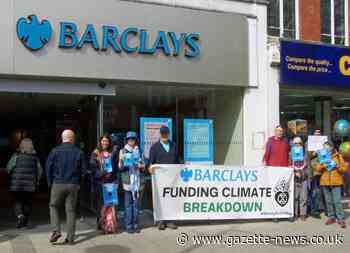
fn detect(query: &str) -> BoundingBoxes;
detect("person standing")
[263,125,289,167]
[290,137,308,221]
[89,134,118,230]
[149,126,179,230]
[308,128,326,219]
[6,138,43,228]
[46,130,87,245]
[313,141,348,228]
[119,131,145,233]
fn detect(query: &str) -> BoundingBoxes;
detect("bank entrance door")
[0,92,98,222]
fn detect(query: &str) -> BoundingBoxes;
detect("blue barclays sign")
[17,15,52,50]
[16,15,200,58]
[280,40,350,88]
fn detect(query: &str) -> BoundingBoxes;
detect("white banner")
[152,165,294,221]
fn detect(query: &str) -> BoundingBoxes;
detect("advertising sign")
[184,119,214,164]
[281,40,350,88]
[152,165,294,221]
[140,117,172,159]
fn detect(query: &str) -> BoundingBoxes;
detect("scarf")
[123,144,141,200]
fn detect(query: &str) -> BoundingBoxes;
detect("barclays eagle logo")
[16,15,52,51]
[180,168,193,183]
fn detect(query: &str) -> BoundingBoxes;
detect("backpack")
[100,205,118,234]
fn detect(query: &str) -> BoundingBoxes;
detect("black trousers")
[12,191,33,218]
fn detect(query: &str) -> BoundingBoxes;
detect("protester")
[308,129,325,219]
[6,138,43,228]
[263,125,289,167]
[290,137,308,221]
[89,134,118,230]
[313,141,348,228]
[46,130,87,244]
[119,131,145,233]
[149,126,179,230]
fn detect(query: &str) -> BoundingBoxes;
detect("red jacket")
[263,136,289,167]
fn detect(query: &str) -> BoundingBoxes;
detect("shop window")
[321,0,346,45]
[267,0,297,39]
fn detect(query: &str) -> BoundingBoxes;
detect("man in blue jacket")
[149,126,179,230]
[46,129,87,245]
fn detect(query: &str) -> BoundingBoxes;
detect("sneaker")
[134,228,141,234]
[300,215,307,221]
[167,222,178,230]
[311,213,321,219]
[325,218,336,225]
[49,231,62,243]
[16,215,25,229]
[338,220,347,229]
[63,238,74,245]
[158,222,166,230]
[126,229,135,234]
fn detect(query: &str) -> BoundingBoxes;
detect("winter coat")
[313,152,348,186]
[118,145,145,193]
[263,136,289,167]
[89,149,118,184]
[7,153,42,192]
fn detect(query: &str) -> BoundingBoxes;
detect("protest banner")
[152,164,294,220]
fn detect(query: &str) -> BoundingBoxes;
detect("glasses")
[294,143,302,145]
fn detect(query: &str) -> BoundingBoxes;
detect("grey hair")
[19,138,36,154]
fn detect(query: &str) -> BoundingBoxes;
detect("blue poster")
[103,157,113,173]
[102,183,118,206]
[280,40,350,88]
[140,117,172,159]
[291,146,304,162]
[184,119,214,164]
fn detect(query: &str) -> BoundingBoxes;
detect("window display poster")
[184,119,213,164]
[140,117,172,159]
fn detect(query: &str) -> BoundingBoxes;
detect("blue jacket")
[46,143,87,186]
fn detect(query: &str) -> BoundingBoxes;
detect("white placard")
[152,164,294,221]
[307,135,328,152]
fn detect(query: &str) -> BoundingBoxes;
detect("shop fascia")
[59,22,200,58]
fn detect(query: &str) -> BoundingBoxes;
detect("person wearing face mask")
[118,131,145,233]
[313,141,348,228]
[90,134,118,230]
[263,125,289,167]
[290,137,308,221]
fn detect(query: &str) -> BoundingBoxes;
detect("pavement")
[0,210,349,253]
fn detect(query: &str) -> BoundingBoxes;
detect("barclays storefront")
[0,0,269,210]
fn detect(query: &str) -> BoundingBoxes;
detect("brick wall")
[299,0,321,42]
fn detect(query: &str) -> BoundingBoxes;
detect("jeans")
[310,176,325,215]
[294,180,308,216]
[322,186,345,220]
[124,191,138,230]
[12,191,33,218]
[49,184,79,241]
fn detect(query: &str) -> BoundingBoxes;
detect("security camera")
[98,82,107,89]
